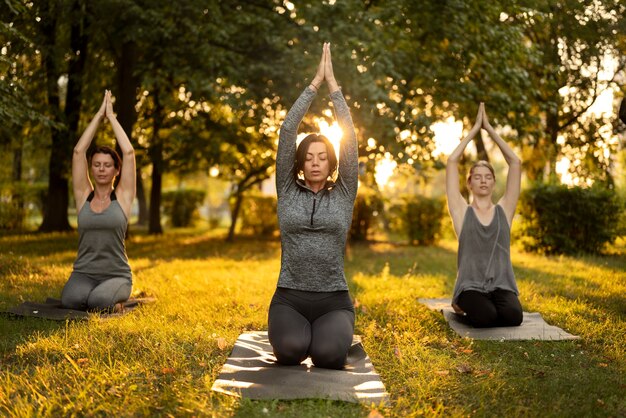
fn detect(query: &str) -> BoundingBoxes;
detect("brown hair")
[467,160,495,183]
[89,146,122,170]
[295,134,338,181]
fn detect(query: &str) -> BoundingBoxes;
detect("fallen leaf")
[368,409,384,418]
[217,337,227,350]
[598,363,608,367]
[353,298,360,308]
[460,348,473,354]
[76,358,89,366]
[434,370,450,376]
[393,346,402,360]
[456,364,472,374]
[474,369,492,377]
[161,367,176,375]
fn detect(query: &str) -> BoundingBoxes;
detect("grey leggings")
[61,271,132,311]
[268,287,355,370]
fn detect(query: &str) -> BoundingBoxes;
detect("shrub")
[518,183,623,254]
[0,182,47,230]
[239,193,278,237]
[350,185,384,241]
[162,189,206,227]
[390,195,446,245]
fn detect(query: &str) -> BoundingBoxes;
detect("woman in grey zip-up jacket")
[268,43,359,369]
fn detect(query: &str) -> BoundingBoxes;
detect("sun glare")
[296,118,343,157]
[375,153,397,187]
[432,117,464,157]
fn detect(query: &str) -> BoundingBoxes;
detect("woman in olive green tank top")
[445,103,523,328]
[60,91,136,312]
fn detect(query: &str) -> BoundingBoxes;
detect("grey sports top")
[452,205,518,303]
[275,87,358,292]
[72,191,132,279]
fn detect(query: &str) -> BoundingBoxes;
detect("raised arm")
[72,93,106,212]
[446,103,483,237]
[325,43,358,199]
[275,47,324,196]
[105,90,136,218]
[482,106,521,225]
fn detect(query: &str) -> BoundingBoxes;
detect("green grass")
[0,230,624,417]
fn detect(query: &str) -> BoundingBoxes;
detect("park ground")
[0,229,624,417]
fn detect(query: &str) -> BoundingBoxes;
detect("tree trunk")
[115,41,149,225]
[12,137,24,229]
[476,130,489,162]
[227,187,244,242]
[148,91,163,234]
[38,3,67,232]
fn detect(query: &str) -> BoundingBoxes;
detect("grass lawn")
[0,229,624,417]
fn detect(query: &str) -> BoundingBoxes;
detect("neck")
[94,185,113,199]
[471,195,493,210]
[305,179,327,193]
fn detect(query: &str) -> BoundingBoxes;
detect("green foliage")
[390,195,446,245]
[350,184,384,241]
[161,189,206,228]
[238,193,278,237]
[0,182,47,230]
[518,184,623,254]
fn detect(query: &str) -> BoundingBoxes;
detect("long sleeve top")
[275,87,358,292]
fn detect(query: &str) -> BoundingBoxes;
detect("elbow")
[509,156,522,166]
[123,148,135,158]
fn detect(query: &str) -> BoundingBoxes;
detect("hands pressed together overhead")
[310,42,340,94]
[97,90,116,121]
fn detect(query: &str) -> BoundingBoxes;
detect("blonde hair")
[467,160,495,183]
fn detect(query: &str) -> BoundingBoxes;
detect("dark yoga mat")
[212,331,389,404]
[419,298,580,341]
[2,297,156,321]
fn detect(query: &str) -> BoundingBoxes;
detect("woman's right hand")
[310,44,325,91]
[96,91,107,120]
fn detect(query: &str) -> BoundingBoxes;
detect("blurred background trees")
[1,0,625,252]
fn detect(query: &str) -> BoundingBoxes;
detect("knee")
[310,341,348,370]
[271,335,308,366]
[468,307,499,328]
[61,292,85,310]
[499,305,523,326]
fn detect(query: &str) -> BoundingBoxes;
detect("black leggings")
[268,287,355,370]
[456,289,523,328]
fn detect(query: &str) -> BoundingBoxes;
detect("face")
[467,166,495,197]
[303,141,330,185]
[91,153,119,185]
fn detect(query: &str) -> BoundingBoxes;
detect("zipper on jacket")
[310,198,316,226]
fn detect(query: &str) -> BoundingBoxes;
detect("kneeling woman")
[61,90,135,311]
[268,43,358,369]
[445,103,523,328]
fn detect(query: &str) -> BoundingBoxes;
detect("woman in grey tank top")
[445,103,523,328]
[60,90,136,312]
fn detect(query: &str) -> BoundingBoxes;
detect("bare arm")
[446,103,483,237]
[72,93,106,212]
[482,106,521,225]
[106,90,136,218]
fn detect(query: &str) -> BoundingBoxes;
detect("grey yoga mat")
[211,331,389,404]
[419,298,580,341]
[2,297,156,321]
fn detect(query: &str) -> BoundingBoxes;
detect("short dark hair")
[88,146,122,170]
[295,134,338,181]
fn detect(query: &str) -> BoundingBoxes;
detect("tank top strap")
[86,190,117,202]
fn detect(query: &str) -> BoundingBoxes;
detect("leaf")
[456,364,472,374]
[217,337,228,350]
[393,346,402,360]
[368,410,385,418]
[161,367,176,375]
[434,370,450,376]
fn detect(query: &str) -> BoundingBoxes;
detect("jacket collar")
[296,178,335,194]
